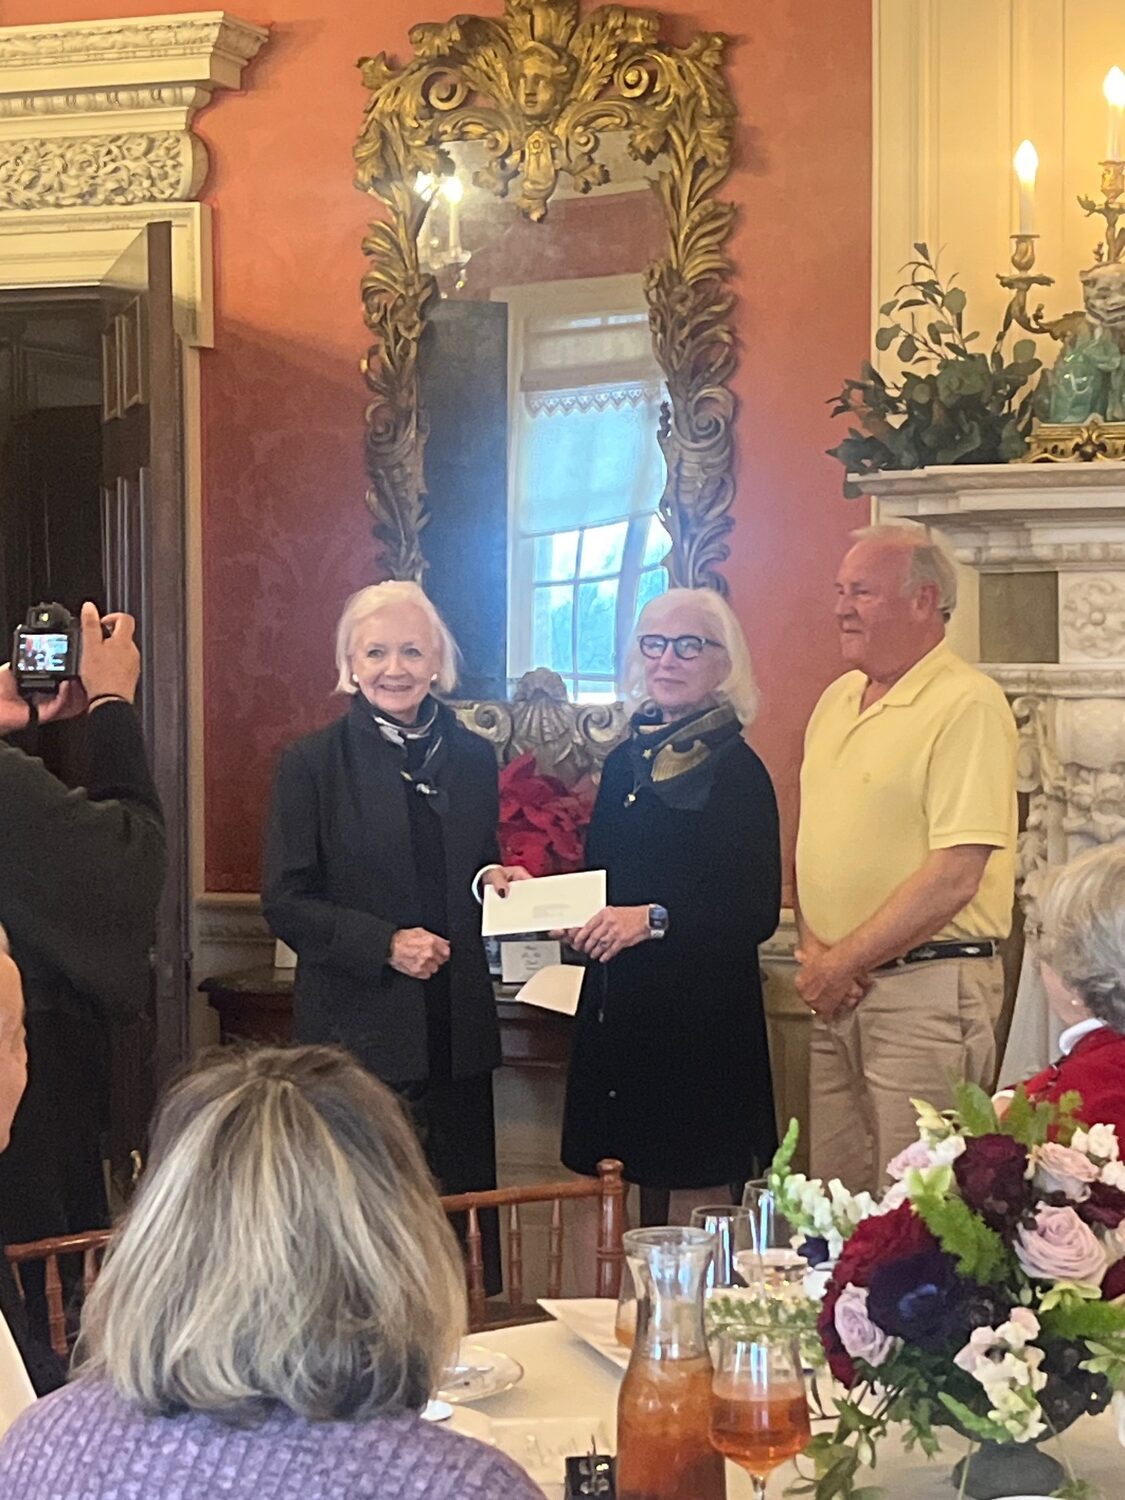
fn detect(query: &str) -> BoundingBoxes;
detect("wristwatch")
[647,904,669,940]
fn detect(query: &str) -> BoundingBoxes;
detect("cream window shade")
[513,308,666,536]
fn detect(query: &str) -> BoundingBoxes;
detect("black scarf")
[625,701,743,811]
[368,695,451,816]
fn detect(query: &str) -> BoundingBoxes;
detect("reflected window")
[505,287,668,702]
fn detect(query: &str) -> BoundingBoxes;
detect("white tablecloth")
[467,1318,1124,1498]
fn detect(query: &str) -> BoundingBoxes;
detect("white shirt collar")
[1058,1016,1107,1056]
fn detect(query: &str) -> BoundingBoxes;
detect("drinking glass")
[709,1330,811,1497]
[741,1182,804,1289]
[689,1205,753,1292]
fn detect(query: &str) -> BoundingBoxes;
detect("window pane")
[576,680,618,703]
[579,520,628,577]
[533,530,579,581]
[642,513,670,567]
[575,578,617,675]
[532,584,574,673]
[636,566,667,617]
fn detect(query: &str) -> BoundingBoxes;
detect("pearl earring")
[351,673,358,684]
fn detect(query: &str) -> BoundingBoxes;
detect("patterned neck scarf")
[625,700,742,811]
[368,696,449,814]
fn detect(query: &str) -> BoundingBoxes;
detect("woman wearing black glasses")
[560,588,781,1225]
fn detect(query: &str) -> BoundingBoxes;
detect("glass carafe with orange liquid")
[616,1226,727,1500]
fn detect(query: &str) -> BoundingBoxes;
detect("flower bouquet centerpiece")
[770,1083,1125,1500]
[496,752,596,877]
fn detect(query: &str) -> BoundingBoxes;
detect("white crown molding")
[0,12,267,188]
[0,13,267,347]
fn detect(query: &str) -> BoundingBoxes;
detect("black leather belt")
[875,939,999,973]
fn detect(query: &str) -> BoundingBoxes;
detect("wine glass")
[710,1330,811,1497]
[689,1205,753,1292]
[741,1182,804,1289]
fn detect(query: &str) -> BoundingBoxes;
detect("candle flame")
[440,174,464,204]
[413,172,435,199]
[1105,67,1125,109]
[1014,139,1039,186]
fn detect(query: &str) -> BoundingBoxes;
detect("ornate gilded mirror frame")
[354,0,738,597]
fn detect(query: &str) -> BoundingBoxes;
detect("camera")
[12,603,97,695]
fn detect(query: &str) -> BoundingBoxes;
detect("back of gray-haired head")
[851,522,959,620]
[1039,843,1125,1032]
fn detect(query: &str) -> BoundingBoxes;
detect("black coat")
[561,736,781,1189]
[0,702,164,1247]
[262,698,502,1084]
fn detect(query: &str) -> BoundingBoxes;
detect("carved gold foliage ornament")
[355,0,738,591]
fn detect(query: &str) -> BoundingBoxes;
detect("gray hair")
[75,1046,467,1421]
[621,587,760,724]
[1039,844,1125,1030]
[852,522,959,619]
[333,581,460,696]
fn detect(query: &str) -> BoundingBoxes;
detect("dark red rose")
[834,1204,937,1289]
[953,1134,1032,1232]
[1103,1257,1125,1301]
[1077,1182,1125,1233]
[817,1206,936,1389]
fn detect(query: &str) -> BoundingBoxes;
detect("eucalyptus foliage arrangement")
[828,246,1042,495]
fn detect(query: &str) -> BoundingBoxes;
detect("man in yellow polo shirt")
[795,523,1016,1193]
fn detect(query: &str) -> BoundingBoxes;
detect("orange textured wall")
[13,0,872,896]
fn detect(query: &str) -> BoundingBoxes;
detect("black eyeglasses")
[638,633,723,661]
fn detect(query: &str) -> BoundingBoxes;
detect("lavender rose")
[1035,1142,1099,1201]
[833,1284,898,1368]
[1016,1205,1108,1286]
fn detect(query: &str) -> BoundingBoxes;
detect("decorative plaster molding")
[195,893,269,950]
[990,664,1125,699]
[0,14,267,91]
[0,13,266,215]
[1060,577,1125,661]
[0,130,203,210]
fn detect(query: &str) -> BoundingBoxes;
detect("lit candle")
[1014,139,1038,235]
[442,174,464,258]
[1105,67,1125,160]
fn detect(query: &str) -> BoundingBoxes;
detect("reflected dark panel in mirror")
[417,299,509,700]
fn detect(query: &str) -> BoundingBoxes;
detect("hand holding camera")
[1,601,140,735]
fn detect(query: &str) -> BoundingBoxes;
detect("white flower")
[1102,1159,1125,1191]
[933,1134,967,1167]
[878,1181,911,1214]
[1073,1123,1120,1163]
[953,1311,1047,1441]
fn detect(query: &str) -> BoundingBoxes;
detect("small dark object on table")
[564,1452,615,1497]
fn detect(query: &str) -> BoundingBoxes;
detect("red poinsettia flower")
[497,752,596,877]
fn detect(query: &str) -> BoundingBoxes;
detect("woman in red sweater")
[1007,844,1125,1136]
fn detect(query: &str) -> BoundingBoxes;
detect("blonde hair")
[621,587,760,724]
[1039,844,1125,1031]
[76,1046,467,1421]
[851,522,959,620]
[333,581,460,696]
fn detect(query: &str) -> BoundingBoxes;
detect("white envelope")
[481,870,606,937]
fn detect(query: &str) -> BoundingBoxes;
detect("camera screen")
[17,632,70,674]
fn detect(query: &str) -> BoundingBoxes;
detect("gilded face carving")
[512,43,570,120]
[1081,260,1125,330]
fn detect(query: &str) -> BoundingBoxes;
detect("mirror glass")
[415,135,670,700]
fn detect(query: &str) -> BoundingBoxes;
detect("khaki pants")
[809,956,1004,1196]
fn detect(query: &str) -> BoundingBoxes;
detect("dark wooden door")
[100,223,189,1186]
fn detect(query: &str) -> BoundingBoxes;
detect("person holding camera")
[0,603,165,1325]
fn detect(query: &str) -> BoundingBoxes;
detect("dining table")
[454,1307,1125,1499]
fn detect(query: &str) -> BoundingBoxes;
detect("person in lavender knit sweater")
[0,1045,544,1499]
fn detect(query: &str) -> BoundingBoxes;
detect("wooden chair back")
[440,1157,625,1331]
[6,1231,113,1359]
